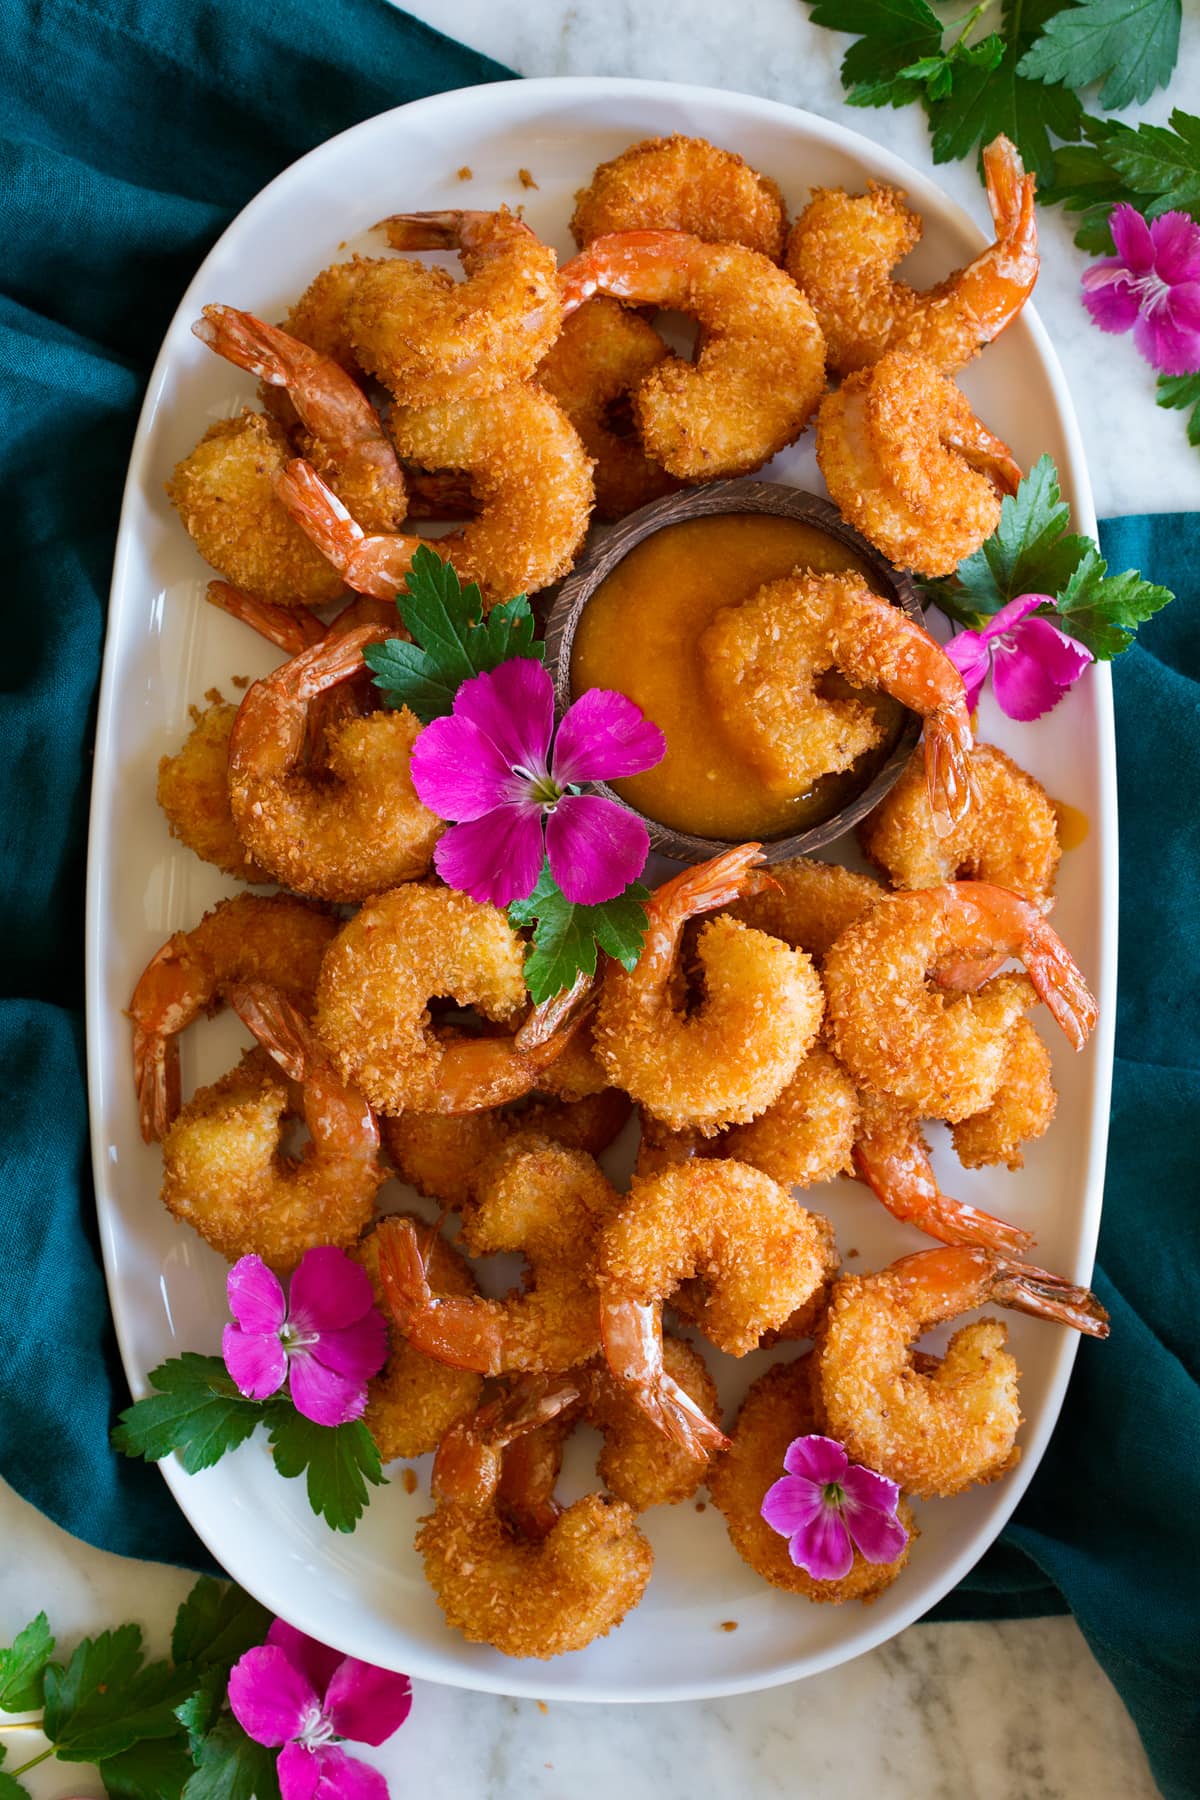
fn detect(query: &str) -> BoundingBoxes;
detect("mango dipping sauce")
[569,513,908,842]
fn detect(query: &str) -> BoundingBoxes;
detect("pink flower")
[222,1248,388,1428]
[409,659,665,908]
[761,1435,908,1582]
[944,594,1093,722]
[1081,204,1200,376]
[229,1619,411,1800]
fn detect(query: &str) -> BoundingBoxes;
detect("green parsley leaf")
[171,1579,272,1675]
[1040,130,1138,248]
[510,865,650,1005]
[265,1405,384,1533]
[1018,0,1180,110]
[111,1355,262,1475]
[175,1672,226,1759]
[42,1626,195,1764]
[0,1742,34,1800]
[1054,546,1174,655]
[938,455,1093,615]
[364,545,544,723]
[1096,106,1200,215]
[807,0,942,109]
[182,1716,282,1800]
[927,0,1084,186]
[1157,371,1200,448]
[99,1733,197,1800]
[896,32,1006,105]
[0,1612,55,1711]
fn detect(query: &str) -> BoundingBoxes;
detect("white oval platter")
[86,76,1116,1702]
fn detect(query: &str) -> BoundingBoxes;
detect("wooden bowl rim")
[543,480,925,865]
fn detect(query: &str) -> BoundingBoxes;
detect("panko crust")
[722,1046,859,1189]
[156,701,264,882]
[166,411,346,607]
[315,884,528,1116]
[708,1356,916,1603]
[588,1336,722,1510]
[861,742,1061,906]
[416,1492,653,1658]
[724,857,883,962]
[951,1016,1056,1170]
[599,1159,839,1356]
[353,1217,483,1461]
[571,134,788,261]
[161,1049,382,1270]
[785,183,924,375]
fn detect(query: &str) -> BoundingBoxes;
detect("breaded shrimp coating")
[315,884,528,1116]
[950,1016,1056,1171]
[156,701,263,882]
[861,742,1061,907]
[600,1160,838,1357]
[721,1046,859,1189]
[724,856,883,962]
[166,411,345,607]
[587,1337,722,1510]
[352,1218,483,1461]
[708,1356,916,1603]
[571,134,788,261]
[161,1048,383,1270]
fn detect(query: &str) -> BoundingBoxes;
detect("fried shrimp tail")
[277,458,427,600]
[598,1297,730,1457]
[205,580,328,653]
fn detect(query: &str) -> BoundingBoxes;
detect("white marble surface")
[5,4,1198,1795]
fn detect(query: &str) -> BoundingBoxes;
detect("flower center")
[512,763,564,810]
[1129,269,1172,317]
[296,1702,337,1752]
[822,1480,846,1511]
[279,1322,319,1355]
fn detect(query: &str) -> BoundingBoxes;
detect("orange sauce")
[1052,797,1090,851]
[570,514,906,840]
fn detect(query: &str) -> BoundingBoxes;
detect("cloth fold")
[1,7,1196,1796]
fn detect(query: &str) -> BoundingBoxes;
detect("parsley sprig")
[0,1580,279,1800]
[112,1354,384,1534]
[509,865,651,1006]
[923,453,1174,654]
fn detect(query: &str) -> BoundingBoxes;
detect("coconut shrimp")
[709,1356,916,1604]
[536,297,679,519]
[352,1217,483,1461]
[226,624,441,903]
[824,881,1096,1121]
[700,572,976,832]
[787,136,1037,377]
[570,135,787,260]
[382,1087,631,1211]
[192,305,407,534]
[723,1045,860,1190]
[379,1139,618,1375]
[204,579,329,653]
[817,1245,1107,1497]
[277,379,593,605]
[595,845,824,1134]
[347,208,562,403]
[598,1160,838,1454]
[156,701,265,883]
[951,1017,1056,1171]
[725,856,884,962]
[817,348,1022,579]
[315,884,590,1116]
[558,232,827,478]
[160,986,384,1272]
[166,412,347,608]
[416,1375,654,1659]
[862,742,1061,907]
[854,1088,1035,1255]
[127,893,338,1142]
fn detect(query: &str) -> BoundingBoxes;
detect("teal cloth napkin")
[1,6,1196,1795]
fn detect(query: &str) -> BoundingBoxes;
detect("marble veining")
[5,4,1192,1793]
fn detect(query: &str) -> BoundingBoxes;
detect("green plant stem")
[9,1745,53,1777]
[949,2,992,48]
[0,1720,45,1731]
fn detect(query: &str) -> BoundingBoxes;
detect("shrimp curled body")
[571,135,788,260]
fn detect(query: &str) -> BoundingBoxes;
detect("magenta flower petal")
[1133,292,1200,376]
[267,1621,345,1700]
[790,1505,855,1582]
[288,1350,369,1427]
[782,1433,849,1485]
[977,592,1047,640]
[433,805,546,906]
[309,1312,389,1384]
[410,710,520,821]
[323,1659,413,1745]
[839,1461,901,1516]
[991,617,1092,721]
[551,687,666,785]
[449,657,556,775]
[1081,262,1142,334]
[222,1323,287,1401]
[761,1473,825,1539]
[944,628,992,713]
[289,1247,376,1335]
[843,1496,910,1566]
[1109,202,1155,274]
[228,1645,317,1747]
[545,794,650,905]
[279,1743,389,1800]
[227,1256,287,1335]
[1146,210,1200,283]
